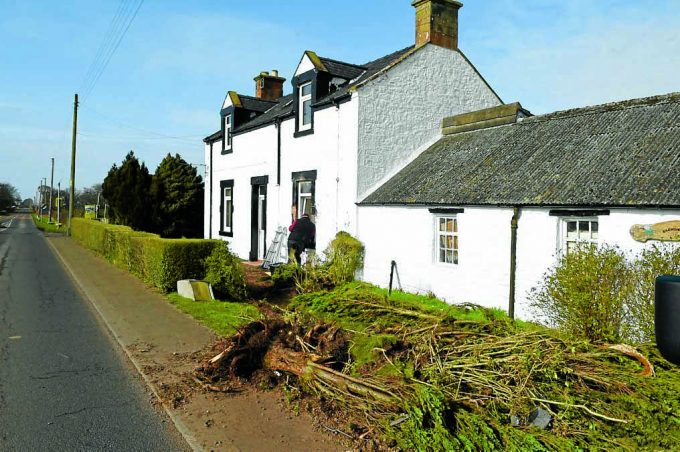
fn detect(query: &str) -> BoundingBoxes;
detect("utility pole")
[49,157,54,222]
[68,93,78,236]
[57,181,61,226]
[37,180,42,219]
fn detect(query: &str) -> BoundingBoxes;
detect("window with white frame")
[223,114,232,152]
[298,82,312,130]
[562,218,598,254]
[436,216,458,264]
[220,180,233,236]
[296,180,313,218]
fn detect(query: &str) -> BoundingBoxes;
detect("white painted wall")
[359,205,680,319]
[204,96,360,261]
[358,205,513,310]
[356,44,502,200]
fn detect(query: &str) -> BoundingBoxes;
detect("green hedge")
[71,218,221,292]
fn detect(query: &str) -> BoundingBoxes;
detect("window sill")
[294,128,314,138]
[218,231,233,237]
[221,148,233,155]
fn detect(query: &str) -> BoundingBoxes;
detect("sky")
[1,0,679,201]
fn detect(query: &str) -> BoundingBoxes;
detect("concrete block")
[177,279,215,301]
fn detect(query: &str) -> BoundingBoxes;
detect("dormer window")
[299,82,312,131]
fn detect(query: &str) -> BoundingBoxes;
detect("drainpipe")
[509,206,521,319]
[276,117,281,186]
[209,142,214,239]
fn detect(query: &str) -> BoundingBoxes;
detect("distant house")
[203,0,501,261]
[358,93,680,318]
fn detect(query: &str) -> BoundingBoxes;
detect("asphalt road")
[0,215,187,451]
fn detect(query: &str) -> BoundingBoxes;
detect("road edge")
[46,236,204,452]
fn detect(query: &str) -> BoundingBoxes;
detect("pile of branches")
[198,290,680,450]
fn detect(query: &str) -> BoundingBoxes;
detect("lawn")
[166,293,260,337]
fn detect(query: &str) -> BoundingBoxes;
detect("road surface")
[0,215,187,451]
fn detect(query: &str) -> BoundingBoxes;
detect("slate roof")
[212,45,416,136]
[319,56,366,80]
[361,93,680,208]
[238,95,277,113]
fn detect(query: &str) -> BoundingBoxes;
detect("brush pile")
[197,283,680,451]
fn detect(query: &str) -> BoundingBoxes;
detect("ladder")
[262,226,288,270]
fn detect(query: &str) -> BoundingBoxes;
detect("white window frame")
[435,215,459,265]
[296,180,313,218]
[224,114,232,151]
[298,82,312,131]
[560,217,598,255]
[223,186,233,234]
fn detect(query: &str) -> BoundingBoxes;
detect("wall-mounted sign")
[630,220,680,242]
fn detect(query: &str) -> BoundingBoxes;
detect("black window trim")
[293,70,316,138]
[220,107,234,155]
[219,179,234,237]
[549,209,610,217]
[291,170,317,217]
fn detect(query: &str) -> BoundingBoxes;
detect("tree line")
[0,183,21,213]
[102,151,203,238]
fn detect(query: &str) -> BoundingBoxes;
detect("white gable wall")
[359,204,680,319]
[356,45,502,200]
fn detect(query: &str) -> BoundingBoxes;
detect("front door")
[250,178,267,261]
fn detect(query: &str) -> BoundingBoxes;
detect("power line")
[77,131,204,143]
[79,0,145,103]
[78,0,132,96]
[79,104,205,144]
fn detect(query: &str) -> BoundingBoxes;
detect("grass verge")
[32,214,66,233]
[166,293,261,337]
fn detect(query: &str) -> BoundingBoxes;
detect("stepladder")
[262,226,288,270]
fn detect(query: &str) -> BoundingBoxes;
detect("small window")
[299,82,312,131]
[220,180,234,236]
[562,218,598,254]
[436,216,458,264]
[223,115,232,152]
[297,180,313,218]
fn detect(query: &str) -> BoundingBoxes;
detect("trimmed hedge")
[71,218,221,292]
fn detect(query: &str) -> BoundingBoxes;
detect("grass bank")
[32,214,66,233]
[167,293,260,337]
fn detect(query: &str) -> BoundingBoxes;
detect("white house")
[203,0,501,261]
[204,0,680,320]
[358,94,680,319]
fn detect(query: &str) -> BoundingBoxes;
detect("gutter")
[508,206,521,319]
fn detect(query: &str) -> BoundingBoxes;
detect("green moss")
[166,292,260,337]
[349,334,398,369]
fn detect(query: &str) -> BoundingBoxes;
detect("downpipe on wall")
[509,206,521,319]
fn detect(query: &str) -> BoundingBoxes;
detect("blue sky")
[1,0,679,200]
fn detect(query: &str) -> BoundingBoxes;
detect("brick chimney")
[412,0,463,50]
[254,70,286,101]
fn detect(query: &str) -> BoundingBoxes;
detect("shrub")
[627,244,680,343]
[325,231,364,286]
[271,263,298,288]
[530,244,633,343]
[204,242,247,301]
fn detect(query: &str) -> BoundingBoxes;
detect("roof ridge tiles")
[527,92,680,124]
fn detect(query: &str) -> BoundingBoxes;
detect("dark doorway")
[250,176,268,261]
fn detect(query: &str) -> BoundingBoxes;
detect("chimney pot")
[412,0,462,50]
[272,69,279,77]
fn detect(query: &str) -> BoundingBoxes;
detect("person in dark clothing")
[288,206,316,264]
